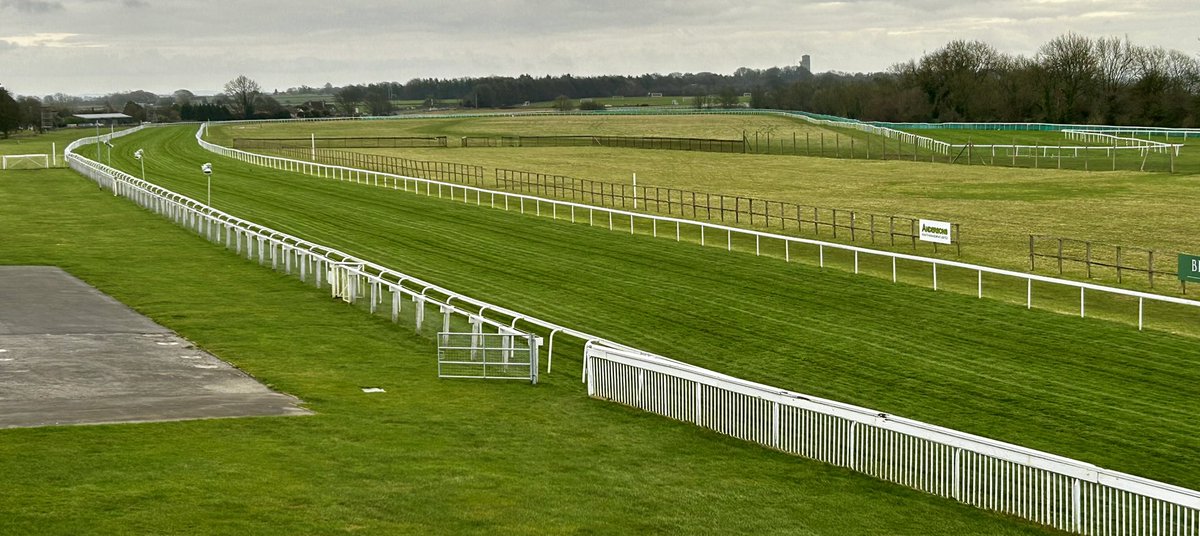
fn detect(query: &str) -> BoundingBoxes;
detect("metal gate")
[437,331,539,384]
[328,262,365,302]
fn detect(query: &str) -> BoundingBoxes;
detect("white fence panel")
[437,331,539,384]
[586,345,1200,536]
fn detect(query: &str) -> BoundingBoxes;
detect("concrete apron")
[0,266,310,429]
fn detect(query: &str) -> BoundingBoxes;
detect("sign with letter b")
[1179,254,1200,284]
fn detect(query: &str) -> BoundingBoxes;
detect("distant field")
[0,127,117,163]
[91,126,1200,495]
[212,112,824,141]
[210,115,1199,296]
[0,153,1060,534]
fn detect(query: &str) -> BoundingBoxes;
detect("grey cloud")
[0,0,64,12]
[3,0,1199,96]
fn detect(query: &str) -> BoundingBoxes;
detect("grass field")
[209,114,1199,298]
[79,126,1200,496]
[0,170,1067,534]
[213,112,824,141]
[0,127,121,164]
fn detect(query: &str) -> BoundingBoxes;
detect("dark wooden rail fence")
[275,146,483,186]
[235,136,448,149]
[1029,235,1184,291]
[495,169,960,253]
[460,135,746,153]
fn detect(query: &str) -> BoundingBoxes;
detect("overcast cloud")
[1,0,1198,97]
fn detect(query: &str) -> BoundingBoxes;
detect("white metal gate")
[328,262,365,302]
[438,331,539,384]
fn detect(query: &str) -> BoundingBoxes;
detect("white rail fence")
[66,127,626,376]
[76,124,1200,535]
[586,344,1200,536]
[198,124,1200,333]
[1064,131,1184,155]
[786,113,1183,156]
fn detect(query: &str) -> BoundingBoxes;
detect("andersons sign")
[918,219,953,244]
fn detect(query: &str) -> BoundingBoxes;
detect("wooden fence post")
[1116,246,1123,283]
[1058,238,1064,274]
[1085,242,1092,278]
[1029,235,1035,270]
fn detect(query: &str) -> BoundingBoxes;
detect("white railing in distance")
[199,123,1200,333]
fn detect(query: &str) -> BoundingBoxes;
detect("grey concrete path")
[0,266,310,429]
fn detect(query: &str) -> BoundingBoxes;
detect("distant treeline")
[329,34,1200,127]
[358,67,812,108]
[6,33,1198,129]
[755,35,1200,127]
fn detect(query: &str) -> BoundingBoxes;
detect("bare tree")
[335,85,366,116]
[224,75,261,119]
[1037,33,1098,122]
[915,40,1004,120]
[173,89,196,106]
[364,84,394,116]
[718,87,739,108]
[553,95,574,111]
[1093,36,1136,123]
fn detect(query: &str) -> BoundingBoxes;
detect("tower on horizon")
[800,55,812,73]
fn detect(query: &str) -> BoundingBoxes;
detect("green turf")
[208,114,1199,298]
[0,167,1065,534]
[211,112,828,142]
[91,126,1200,496]
[0,127,119,165]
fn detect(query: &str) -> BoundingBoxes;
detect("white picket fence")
[586,344,1200,536]
[197,123,1200,334]
[71,124,1200,535]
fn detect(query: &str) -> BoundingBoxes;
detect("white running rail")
[197,123,1200,333]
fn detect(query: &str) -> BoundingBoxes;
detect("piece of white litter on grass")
[0,348,7,352]
[361,387,386,393]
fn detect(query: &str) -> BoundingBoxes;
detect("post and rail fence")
[234,136,449,150]
[460,134,747,153]
[273,146,484,186]
[1030,235,1185,292]
[494,168,960,254]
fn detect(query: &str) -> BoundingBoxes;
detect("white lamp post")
[201,162,213,206]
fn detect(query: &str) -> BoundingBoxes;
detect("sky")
[1,0,1198,98]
